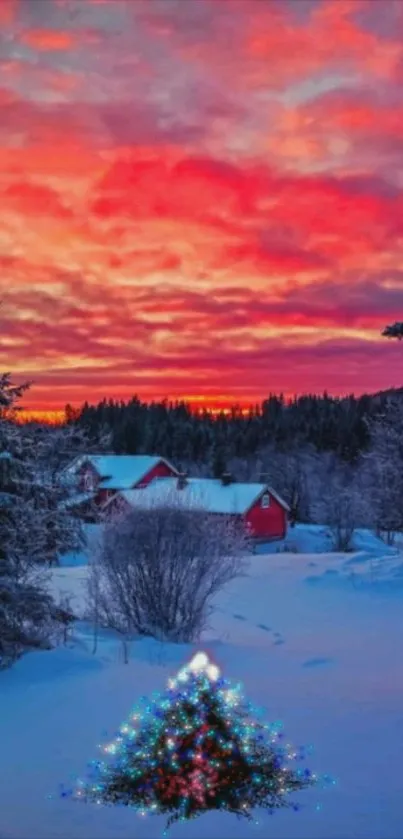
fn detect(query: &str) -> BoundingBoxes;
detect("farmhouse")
[104,474,289,541]
[63,454,179,518]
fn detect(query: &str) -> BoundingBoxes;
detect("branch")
[382,322,403,340]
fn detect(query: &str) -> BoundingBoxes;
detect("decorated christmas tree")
[71,653,316,829]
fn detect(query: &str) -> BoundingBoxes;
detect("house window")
[84,471,95,491]
[261,493,270,509]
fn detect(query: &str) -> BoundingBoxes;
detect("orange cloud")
[20,29,76,52]
[4,181,73,217]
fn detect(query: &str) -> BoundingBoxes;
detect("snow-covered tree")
[255,445,325,524]
[1,413,112,568]
[26,419,112,483]
[312,464,366,551]
[360,398,403,542]
[0,377,79,667]
[0,421,85,568]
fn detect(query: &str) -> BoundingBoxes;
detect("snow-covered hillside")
[0,531,402,839]
[53,523,403,619]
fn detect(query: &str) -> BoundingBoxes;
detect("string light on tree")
[65,652,330,830]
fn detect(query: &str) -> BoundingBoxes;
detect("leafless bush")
[53,593,75,645]
[87,502,250,645]
[313,470,367,551]
[251,444,327,524]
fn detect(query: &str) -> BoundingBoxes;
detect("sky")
[1,0,403,414]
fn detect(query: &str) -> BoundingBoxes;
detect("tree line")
[71,389,391,467]
[68,386,403,545]
[1,320,402,668]
[68,318,403,473]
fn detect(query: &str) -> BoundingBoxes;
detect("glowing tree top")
[69,652,320,830]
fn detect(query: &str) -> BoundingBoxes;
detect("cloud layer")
[1,0,403,409]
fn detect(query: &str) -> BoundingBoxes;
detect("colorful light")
[64,652,331,830]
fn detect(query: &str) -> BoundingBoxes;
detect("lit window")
[84,472,94,491]
[261,493,270,509]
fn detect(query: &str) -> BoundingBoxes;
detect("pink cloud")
[2,0,403,410]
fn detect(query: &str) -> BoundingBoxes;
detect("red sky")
[2,0,403,412]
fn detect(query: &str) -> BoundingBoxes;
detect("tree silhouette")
[382,322,403,340]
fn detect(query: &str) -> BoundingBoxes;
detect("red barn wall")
[134,460,178,487]
[103,494,132,520]
[96,488,116,506]
[245,494,287,540]
[103,486,287,539]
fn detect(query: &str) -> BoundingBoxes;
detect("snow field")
[0,526,402,838]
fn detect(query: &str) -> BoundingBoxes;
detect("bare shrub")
[87,502,250,645]
[313,469,366,551]
[53,593,75,645]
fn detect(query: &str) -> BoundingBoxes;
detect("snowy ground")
[1,527,403,839]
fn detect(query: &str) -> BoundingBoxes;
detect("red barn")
[103,475,289,541]
[63,454,179,519]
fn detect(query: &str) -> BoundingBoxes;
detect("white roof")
[264,485,290,511]
[116,477,288,515]
[66,454,177,489]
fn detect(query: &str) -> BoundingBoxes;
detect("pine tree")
[0,373,30,418]
[361,399,403,541]
[0,385,55,667]
[0,421,85,569]
[0,377,78,667]
[211,442,227,478]
[382,322,403,340]
[71,653,316,829]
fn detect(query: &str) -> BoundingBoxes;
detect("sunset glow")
[2,0,403,411]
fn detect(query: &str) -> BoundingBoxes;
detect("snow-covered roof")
[265,486,290,511]
[66,455,177,489]
[115,477,289,515]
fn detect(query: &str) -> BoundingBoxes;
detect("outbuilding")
[63,454,179,518]
[104,474,289,541]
